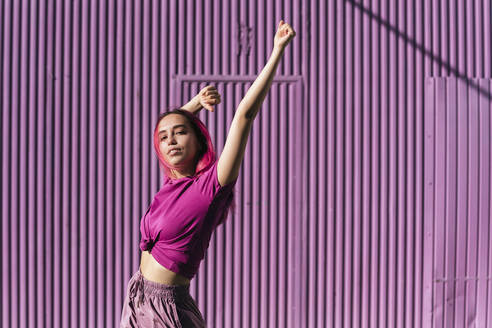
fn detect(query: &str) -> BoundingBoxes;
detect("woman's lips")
[168,149,181,156]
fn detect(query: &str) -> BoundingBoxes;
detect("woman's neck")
[170,166,195,179]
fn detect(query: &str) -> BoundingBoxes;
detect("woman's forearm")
[181,96,202,114]
[216,20,295,186]
[235,47,285,120]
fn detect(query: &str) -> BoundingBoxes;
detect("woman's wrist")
[267,47,285,66]
[190,96,203,112]
[181,96,202,114]
[271,46,285,57]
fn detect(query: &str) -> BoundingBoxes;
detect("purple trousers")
[120,269,206,328]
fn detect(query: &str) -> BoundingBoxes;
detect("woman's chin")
[166,156,191,168]
[166,158,182,167]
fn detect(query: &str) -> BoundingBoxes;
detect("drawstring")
[129,272,146,307]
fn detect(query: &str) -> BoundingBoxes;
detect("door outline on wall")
[423,77,492,327]
[172,75,304,328]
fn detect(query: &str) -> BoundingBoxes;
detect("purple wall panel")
[1,0,491,327]
[424,78,492,327]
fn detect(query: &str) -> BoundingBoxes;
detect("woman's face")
[157,114,201,172]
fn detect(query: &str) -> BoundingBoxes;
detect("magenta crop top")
[139,161,236,280]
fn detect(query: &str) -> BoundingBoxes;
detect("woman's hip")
[120,269,205,328]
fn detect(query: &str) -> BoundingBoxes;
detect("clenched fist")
[274,20,296,51]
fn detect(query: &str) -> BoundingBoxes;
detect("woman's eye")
[161,136,167,140]
[177,131,186,135]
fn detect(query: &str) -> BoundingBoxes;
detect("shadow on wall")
[345,0,492,100]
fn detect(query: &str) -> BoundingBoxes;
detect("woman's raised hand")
[197,85,221,112]
[273,20,296,51]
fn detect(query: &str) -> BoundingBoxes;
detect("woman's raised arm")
[217,20,296,186]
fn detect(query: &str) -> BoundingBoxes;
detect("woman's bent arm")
[217,21,295,186]
[181,85,221,114]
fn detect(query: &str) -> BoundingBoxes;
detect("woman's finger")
[204,91,219,97]
[204,97,220,104]
[202,85,216,91]
[204,104,214,112]
[203,95,220,102]
[199,86,216,96]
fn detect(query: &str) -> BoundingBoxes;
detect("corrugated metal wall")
[1,0,491,327]
[305,1,492,327]
[424,77,492,328]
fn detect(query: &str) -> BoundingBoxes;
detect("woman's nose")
[166,134,177,145]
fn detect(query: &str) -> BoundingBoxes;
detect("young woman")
[120,20,295,327]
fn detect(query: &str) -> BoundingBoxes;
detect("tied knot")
[139,238,155,251]
[140,232,160,251]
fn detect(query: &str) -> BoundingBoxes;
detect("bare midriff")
[139,251,191,286]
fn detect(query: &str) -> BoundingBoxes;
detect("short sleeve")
[196,161,236,197]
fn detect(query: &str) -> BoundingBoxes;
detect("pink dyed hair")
[153,108,216,178]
